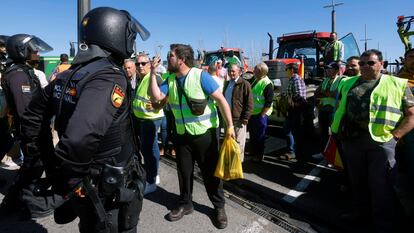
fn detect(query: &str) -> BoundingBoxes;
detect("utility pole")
[360,24,372,51]
[78,0,91,45]
[323,0,344,33]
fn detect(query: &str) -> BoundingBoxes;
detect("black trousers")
[175,128,225,208]
[342,136,399,233]
[0,117,13,161]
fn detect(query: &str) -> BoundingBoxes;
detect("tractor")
[264,30,360,126]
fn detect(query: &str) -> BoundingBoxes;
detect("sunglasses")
[136,62,149,66]
[358,61,377,66]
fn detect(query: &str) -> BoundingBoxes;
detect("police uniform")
[1,64,40,136]
[0,34,56,219]
[20,7,150,233]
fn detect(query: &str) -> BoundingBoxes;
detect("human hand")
[226,126,236,139]
[150,55,161,70]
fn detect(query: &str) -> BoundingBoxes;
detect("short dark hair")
[286,62,299,73]
[346,56,360,62]
[60,53,69,62]
[170,44,194,68]
[361,49,383,61]
[404,48,414,58]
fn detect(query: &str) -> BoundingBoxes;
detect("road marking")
[281,157,327,203]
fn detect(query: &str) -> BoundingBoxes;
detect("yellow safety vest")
[251,76,273,116]
[331,75,407,142]
[320,75,345,108]
[133,73,164,119]
[168,68,218,135]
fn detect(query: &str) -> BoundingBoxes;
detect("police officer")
[20,7,149,233]
[1,34,52,141]
[0,35,8,76]
[0,34,54,210]
[0,35,12,185]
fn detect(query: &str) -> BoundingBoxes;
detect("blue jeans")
[283,110,303,156]
[139,118,162,184]
[160,116,168,148]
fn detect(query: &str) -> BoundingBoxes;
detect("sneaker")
[1,159,21,170]
[155,175,160,185]
[144,182,157,195]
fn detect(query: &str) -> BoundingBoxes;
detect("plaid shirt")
[287,74,306,103]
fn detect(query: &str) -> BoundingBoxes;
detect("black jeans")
[175,128,225,208]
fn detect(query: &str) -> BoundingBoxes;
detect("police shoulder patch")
[111,84,125,108]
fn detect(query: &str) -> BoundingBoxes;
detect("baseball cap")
[324,62,339,70]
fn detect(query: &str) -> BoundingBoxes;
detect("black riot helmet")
[0,35,9,47]
[6,34,53,62]
[80,7,150,59]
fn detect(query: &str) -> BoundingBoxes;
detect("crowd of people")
[0,6,413,233]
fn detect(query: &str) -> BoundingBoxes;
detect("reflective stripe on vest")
[331,75,407,142]
[251,76,273,116]
[168,68,218,135]
[133,73,164,119]
[320,76,344,108]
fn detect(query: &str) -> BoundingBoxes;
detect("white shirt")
[34,68,48,88]
[211,74,224,92]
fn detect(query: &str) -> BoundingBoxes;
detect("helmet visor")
[129,15,150,41]
[25,36,53,54]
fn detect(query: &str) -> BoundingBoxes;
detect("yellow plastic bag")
[214,136,244,181]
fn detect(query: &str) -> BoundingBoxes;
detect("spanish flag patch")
[111,84,125,108]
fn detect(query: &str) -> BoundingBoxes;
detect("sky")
[1,0,413,66]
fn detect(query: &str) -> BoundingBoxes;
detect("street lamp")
[323,0,344,33]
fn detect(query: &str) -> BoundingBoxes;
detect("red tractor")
[265,30,360,125]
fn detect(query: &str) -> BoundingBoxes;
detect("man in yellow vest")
[324,32,345,74]
[314,62,343,150]
[248,62,274,162]
[148,44,235,229]
[331,49,414,231]
[133,54,165,195]
[344,56,361,77]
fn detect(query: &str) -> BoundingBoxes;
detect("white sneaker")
[144,182,157,195]
[155,175,160,185]
[1,159,21,170]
